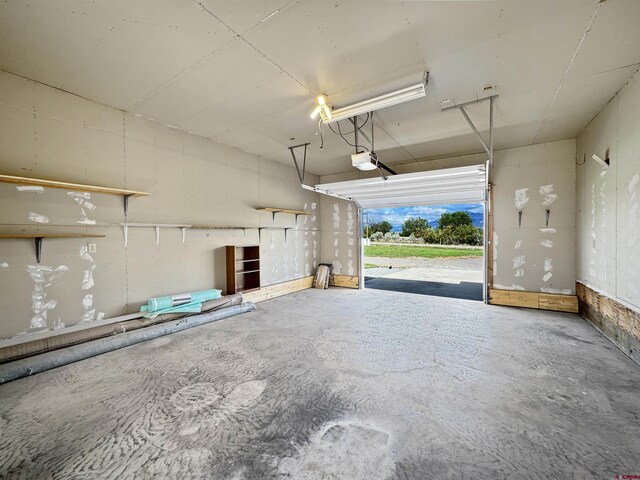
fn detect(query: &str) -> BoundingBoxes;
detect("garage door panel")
[312,164,486,209]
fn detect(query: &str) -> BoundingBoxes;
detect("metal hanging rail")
[442,89,497,303]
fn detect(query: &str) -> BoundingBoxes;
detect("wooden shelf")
[0,174,149,197]
[226,245,260,294]
[257,207,311,215]
[256,207,312,222]
[0,233,105,263]
[236,269,260,275]
[0,174,150,216]
[283,209,312,215]
[0,233,104,239]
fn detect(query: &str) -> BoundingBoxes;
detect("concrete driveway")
[364,255,484,300]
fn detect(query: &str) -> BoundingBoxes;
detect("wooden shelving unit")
[0,174,149,215]
[226,245,260,294]
[0,233,105,263]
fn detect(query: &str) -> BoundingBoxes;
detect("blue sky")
[364,203,484,231]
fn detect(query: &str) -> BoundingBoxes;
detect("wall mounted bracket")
[289,143,310,183]
[0,233,105,264]
[123,194,133,217]
[34,236,43,264]
[120,223,191,248]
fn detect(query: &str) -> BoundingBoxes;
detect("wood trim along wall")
[243,276,314,303]
[242,273,359,304]
[576,282,640,364]
[489,288,579,313]
[330,274,359,289]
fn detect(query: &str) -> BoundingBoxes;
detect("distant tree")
[401,217,430,237]
[369,220,392,236]
[437,211,473,229]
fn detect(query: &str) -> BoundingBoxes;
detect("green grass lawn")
[364,244,483,259]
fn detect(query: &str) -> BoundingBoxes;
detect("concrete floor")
[1,288,639,479]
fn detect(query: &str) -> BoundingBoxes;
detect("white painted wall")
[319,140,576,294]
[576,70,640,311]
[491,141,575,294]
[320,197,359,277]
[0,71,321,339]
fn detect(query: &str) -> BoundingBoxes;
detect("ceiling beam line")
[192,0,315,97]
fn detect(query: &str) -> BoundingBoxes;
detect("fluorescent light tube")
[310,105,321,119]
[324,81,427,123]
[311,72,429,124]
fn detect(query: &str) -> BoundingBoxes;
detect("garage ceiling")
[1,0,639,176]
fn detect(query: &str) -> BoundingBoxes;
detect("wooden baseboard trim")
[242,276,314,303]
[489,288,578,313]
[577,282,640,364]
[330,274,359,289]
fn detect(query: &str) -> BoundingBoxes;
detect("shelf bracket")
[271,211,278,222]
[289,143,310,183]
[34,237,44,264]
[123,224,129,248]
[284,228,292,244]
[180,227,187,244]
[155,226,160,246]
[123,194,133,218]
[258,227,267,242]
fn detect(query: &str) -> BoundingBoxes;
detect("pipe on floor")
[0,302,256,385]
[0,294,244,364]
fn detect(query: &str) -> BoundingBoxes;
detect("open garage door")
[306,163,489,301]
[310,164,486,209]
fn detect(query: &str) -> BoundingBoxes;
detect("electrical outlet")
[88,243,97,253]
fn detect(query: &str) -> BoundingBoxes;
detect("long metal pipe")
[0,294,244,364]
[0,303,256,384]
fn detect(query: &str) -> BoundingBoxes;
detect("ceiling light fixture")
[315,71,429,124]
[310,95,332,121]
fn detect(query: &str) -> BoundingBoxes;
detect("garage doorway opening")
[308,164,489,300]
[362,203,485,301]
